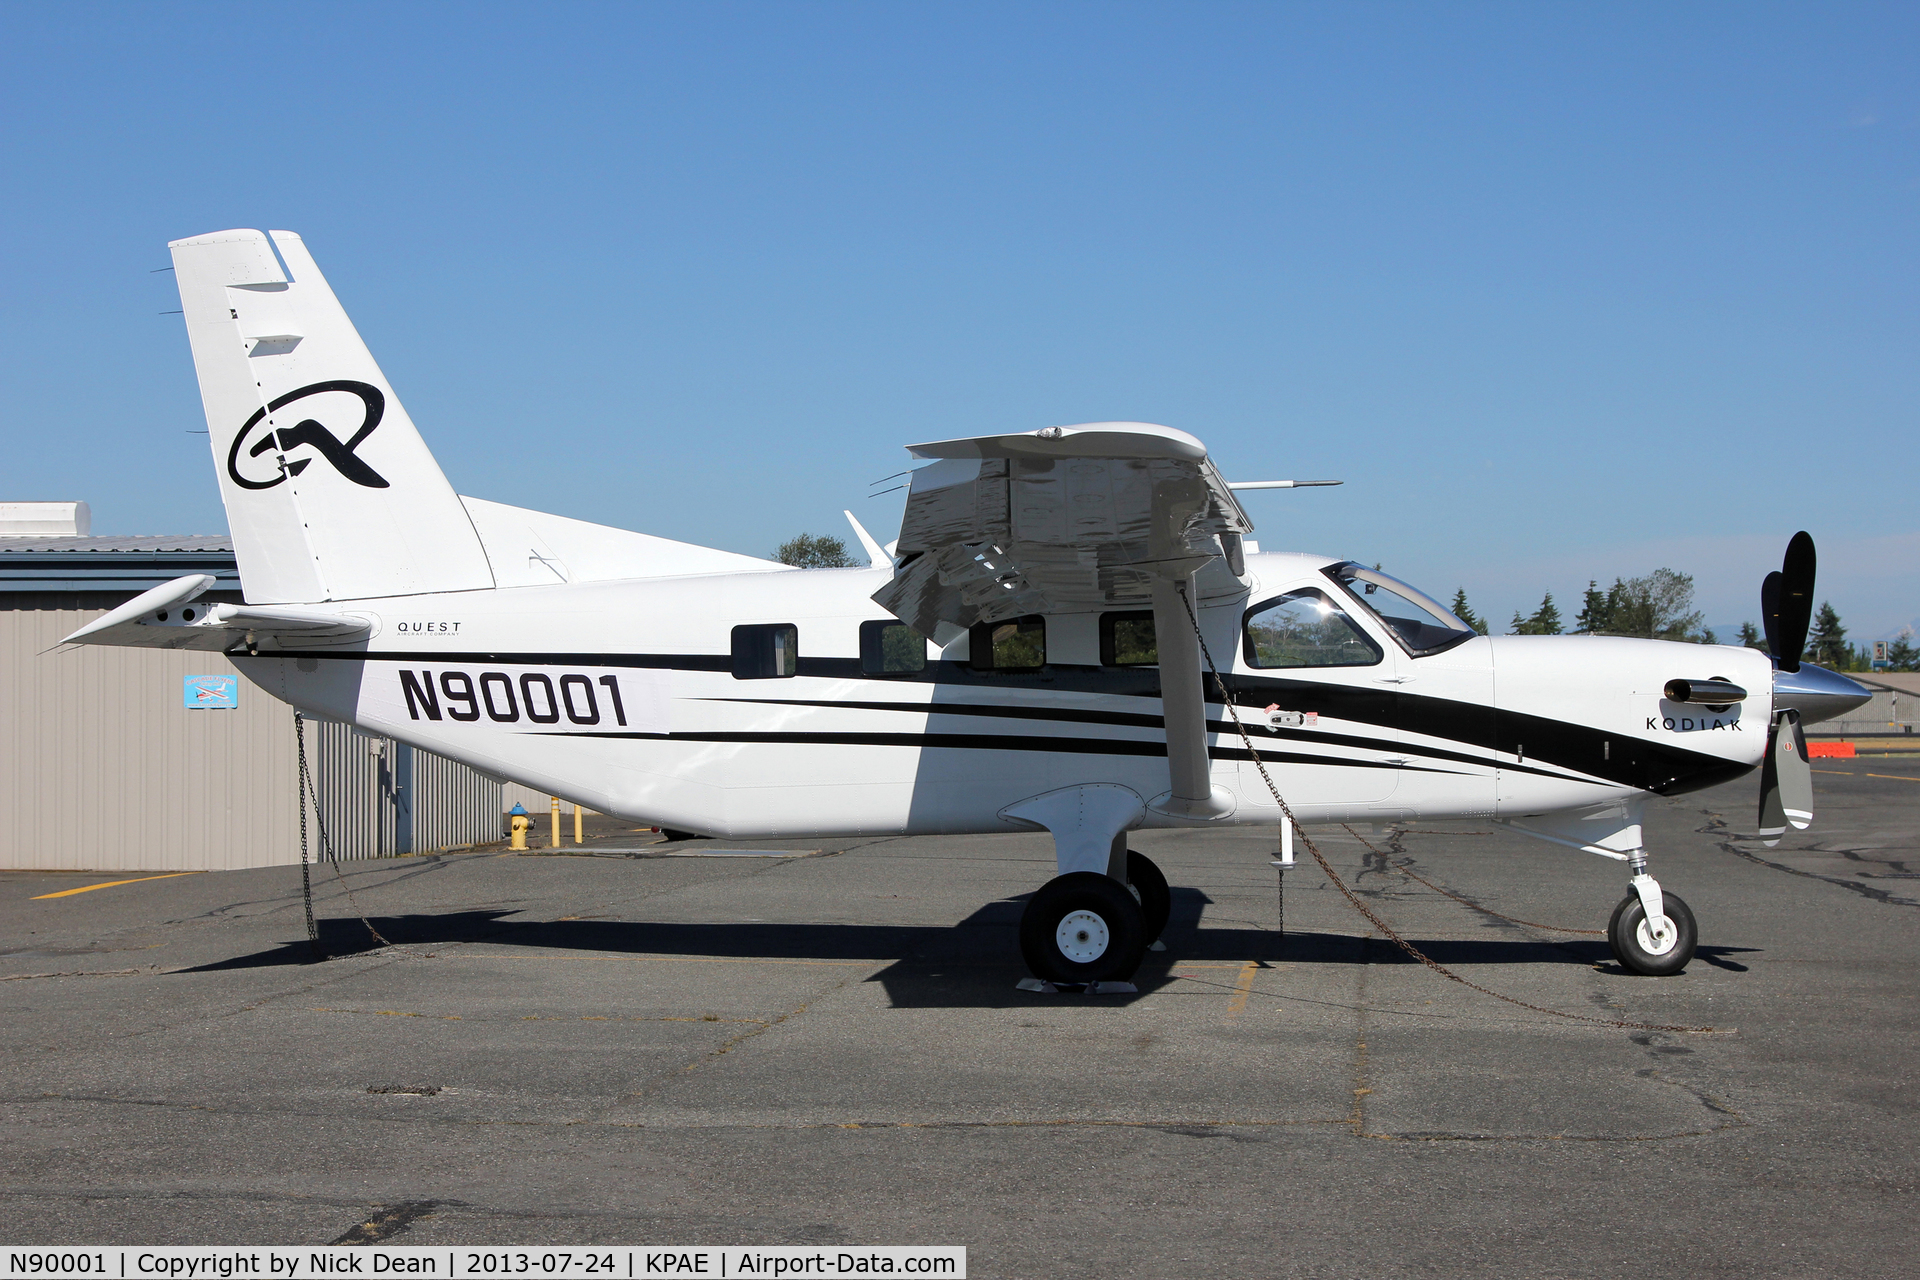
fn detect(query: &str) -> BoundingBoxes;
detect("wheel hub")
[1055,909,1110,963]
[1636,915,1677,956]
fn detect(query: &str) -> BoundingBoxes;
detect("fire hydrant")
[508,802,531,851]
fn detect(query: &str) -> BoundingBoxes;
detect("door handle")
[1375,675,1414,685]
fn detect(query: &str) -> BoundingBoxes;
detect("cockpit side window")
[1325,564,1477,656]
[1242,590,1382,668]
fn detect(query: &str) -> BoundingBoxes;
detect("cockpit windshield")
[1325,563,1479,656]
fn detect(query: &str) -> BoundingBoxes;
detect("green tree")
[1886,628,1919,673]
[1806,602,1848,668]
[1449,589,1487,635]
[1738,621,1765,650]
[1607,568,1704,641]
[1574,581,1611,634]
[1573,570,1704,641]
[774,533,859,568]
[1512,591,1562,635]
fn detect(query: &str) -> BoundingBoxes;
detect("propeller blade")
[1758,711,1811,847]
[1761,570,1784,662]
[1774,531,1816,673]
[1778,710,1813,831]
[1758,712,1785,847]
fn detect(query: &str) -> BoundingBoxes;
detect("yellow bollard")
[508,804,530,851]
[550,796,561,849]
[574,802,584,845]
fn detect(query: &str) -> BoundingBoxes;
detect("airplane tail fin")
[169,229,494,603]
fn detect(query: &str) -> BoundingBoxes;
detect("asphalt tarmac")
[4,759,1918,1278]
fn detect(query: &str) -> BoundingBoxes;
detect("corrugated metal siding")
[1820,689,1916,737]
[412,745,504,850]
[306,720,502,859]
[502,781,553,814]
[308,720,397,861]
[2,595,503,871]
[0,593,298,871]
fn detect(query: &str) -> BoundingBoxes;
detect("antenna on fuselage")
[1226,480,1343,490]
[843,510,888,568]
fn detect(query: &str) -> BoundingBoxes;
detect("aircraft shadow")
[178,888,1753,1006]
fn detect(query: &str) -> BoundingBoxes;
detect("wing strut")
[1151,570,1234,819]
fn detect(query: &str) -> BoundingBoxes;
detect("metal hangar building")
[0,505,504,873]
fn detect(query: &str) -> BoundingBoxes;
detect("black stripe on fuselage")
[693,695,1575,782]
[287,649,1748,796]
[530,726,1461,773]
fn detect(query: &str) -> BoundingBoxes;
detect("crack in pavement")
[1702,813,1920,908]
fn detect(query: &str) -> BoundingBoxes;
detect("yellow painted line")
[1225,959,1259,1021]
[1813,769,1856,775]
[1866,773,1920,783]
[32,872,202,900]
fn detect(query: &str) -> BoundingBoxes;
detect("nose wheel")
[1020,872,1148,985]
[1607,885,1697,976]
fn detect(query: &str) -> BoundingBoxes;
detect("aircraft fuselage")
[235,551,1774,840]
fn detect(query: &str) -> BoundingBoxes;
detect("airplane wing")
[872,421,1253,636]
[61,574,370,651]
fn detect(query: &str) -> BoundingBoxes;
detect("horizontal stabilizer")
[62,574,369,651]
[460,497,781,586]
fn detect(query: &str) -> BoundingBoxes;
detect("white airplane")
[68,228,1871,985]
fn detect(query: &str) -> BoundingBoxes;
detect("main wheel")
[1126,850,1171,943]
[1607,890,1697,976]
[1019,872,1148,985]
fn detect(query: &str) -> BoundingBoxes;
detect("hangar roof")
[0,535,240,594]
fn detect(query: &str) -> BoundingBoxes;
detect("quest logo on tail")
[228,380,391,490]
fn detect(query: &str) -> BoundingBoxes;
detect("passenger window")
[1100,611,1157,666]
[860,620,928,674]
[1242,590,1381,668]
[731,624,798,679]
[969,616,1046,671]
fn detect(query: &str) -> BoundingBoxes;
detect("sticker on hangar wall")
[184,675,238,709]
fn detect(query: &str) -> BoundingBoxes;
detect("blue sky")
[3,3,1914,639]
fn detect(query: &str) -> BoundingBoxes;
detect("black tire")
[1019,872,1148,985]
[1607,890,1697,976]
[1126,850,1171,943]
[659,829,704,842]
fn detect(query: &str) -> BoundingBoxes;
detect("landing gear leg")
[1000,784,1151,986]
[1607,851,1697,977]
